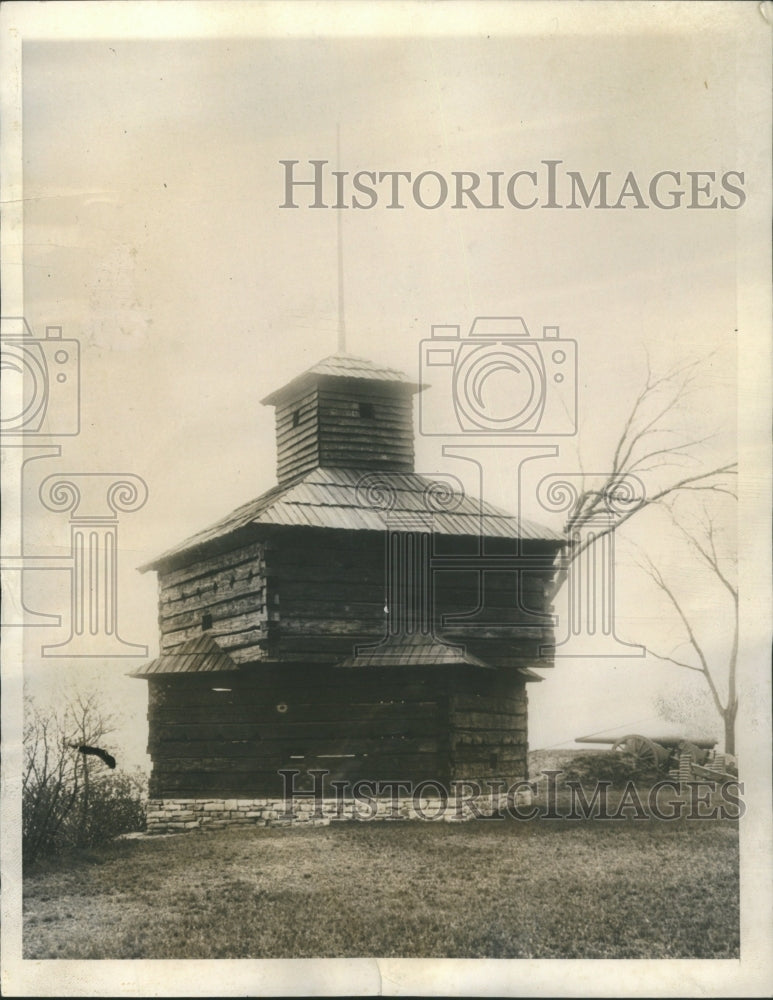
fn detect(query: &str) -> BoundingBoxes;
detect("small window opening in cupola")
[359,402,375,419]
[292,409,301,428]
[201,612,213,631]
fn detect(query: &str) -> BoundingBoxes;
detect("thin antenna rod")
[336,124,346,353]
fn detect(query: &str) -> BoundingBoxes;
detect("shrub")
[63,770,148,849]
[23,692,147,864]
[559,751,661,789]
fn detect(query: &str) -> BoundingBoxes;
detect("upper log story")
[157,526,558,668]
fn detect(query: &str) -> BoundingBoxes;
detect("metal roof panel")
[140,467,562,572]
[335,635,496,670]
[261,353,426,405]
[129,634,239,677]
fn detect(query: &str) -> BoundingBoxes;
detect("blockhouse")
[134,354,563,827]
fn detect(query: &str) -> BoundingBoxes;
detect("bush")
[559,751,661,789]
[23,693,147,864]
[65,771,148,848]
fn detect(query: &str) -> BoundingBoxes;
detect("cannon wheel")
[612,734,664,770]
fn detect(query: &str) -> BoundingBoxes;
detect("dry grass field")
[24,810,739,960]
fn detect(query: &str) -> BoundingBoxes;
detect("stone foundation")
[145,789,531,834]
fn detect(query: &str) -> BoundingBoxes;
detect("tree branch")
[631,548,727,718]
[645,648,707,673]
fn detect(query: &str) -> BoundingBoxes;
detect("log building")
[134,354,563,828]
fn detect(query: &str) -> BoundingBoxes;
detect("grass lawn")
[23,813,739,959]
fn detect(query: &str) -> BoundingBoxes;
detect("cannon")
[575,733,718,772]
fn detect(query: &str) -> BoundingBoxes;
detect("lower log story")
[149,756,446,799]
[144,659,531,801]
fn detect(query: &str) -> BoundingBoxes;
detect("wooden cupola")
[260,354,426,485]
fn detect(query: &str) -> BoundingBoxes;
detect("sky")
[5,9,761,772]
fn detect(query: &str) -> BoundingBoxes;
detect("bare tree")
[22,690,127,863]
[22,697,84,863]
[550,355,736,600]
[539,354,738,752]
[632,503,738,755]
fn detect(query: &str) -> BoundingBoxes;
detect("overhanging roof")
[140,466,563,573]
[129,633,238,678]
[129,631,546,678]
[260,352,426,405]
[335,634,495,670]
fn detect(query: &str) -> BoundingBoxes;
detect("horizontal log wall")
[273,379,417,485]
[275,386,320,485]
[157,539,269,663]
[448,666,529,785]
[267,528,556,662]
[154,528,556,666]
[147,666,449,799]
[316,382,416,473]
[262,529,385,662]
